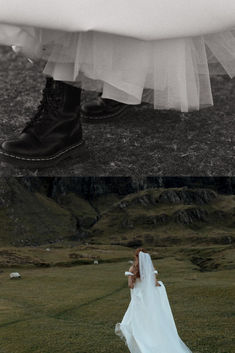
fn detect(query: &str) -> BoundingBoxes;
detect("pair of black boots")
[0,78,128,168]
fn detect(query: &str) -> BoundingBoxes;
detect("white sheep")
[94,260,99,265]
[10,272,21,279]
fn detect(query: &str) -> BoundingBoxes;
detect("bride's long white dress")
[115,253,192,353]
[0,1,235,111]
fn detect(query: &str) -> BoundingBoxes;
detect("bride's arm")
[128,275,135,289]
[127,266,135,289]
[156,279,161,287]
[154,269,161,287]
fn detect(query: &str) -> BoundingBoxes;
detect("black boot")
[0,78,87,168]
[81,94,129,123]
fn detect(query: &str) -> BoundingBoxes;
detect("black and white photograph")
[0,1,234,175]
[0,2,234,353]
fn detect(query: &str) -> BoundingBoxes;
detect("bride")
[115,249,192,353]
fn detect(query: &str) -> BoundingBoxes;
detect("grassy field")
[0,248,234,353]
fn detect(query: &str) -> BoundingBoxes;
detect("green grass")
[0,188,77,246]
[0,243,234,272]
[57,193,98,228]
[91,194,122,214]
[0,252,234,353]
[0,245,134,268]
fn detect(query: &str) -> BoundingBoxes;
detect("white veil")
[139,251,156,288]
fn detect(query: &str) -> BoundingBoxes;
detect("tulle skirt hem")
[1,25,235,112]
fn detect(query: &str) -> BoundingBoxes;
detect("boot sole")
[0,140,88,169]
[81,104,130,124]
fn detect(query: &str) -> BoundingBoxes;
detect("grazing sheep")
[10,272,21,279]
[94,260,99,265]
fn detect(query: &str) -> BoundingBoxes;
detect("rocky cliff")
[19,176,235,197]
[0,178,234,247]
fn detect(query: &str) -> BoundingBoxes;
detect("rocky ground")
[0,46,234,176]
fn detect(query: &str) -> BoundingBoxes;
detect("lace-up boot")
[81,94,129,123]
[0,78,86,168]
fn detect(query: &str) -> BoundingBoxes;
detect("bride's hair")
[131,248,148,280]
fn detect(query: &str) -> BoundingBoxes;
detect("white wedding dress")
[0,1,235,111]
[115,252,192,353]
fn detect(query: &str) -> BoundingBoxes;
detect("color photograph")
[0,177,234,353]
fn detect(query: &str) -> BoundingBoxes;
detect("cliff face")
[19,176,235,198]
[0,178,234,247]
[90,187,235,246]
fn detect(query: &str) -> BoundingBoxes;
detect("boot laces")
[24,79,64,130]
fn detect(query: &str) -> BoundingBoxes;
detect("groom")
[0,78,128,168]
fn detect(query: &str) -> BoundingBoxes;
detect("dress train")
[115,253,193,353]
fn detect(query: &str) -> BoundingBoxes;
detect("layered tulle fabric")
[115,253,192,353]
[1,25,235,111]
[1,0,235,40]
